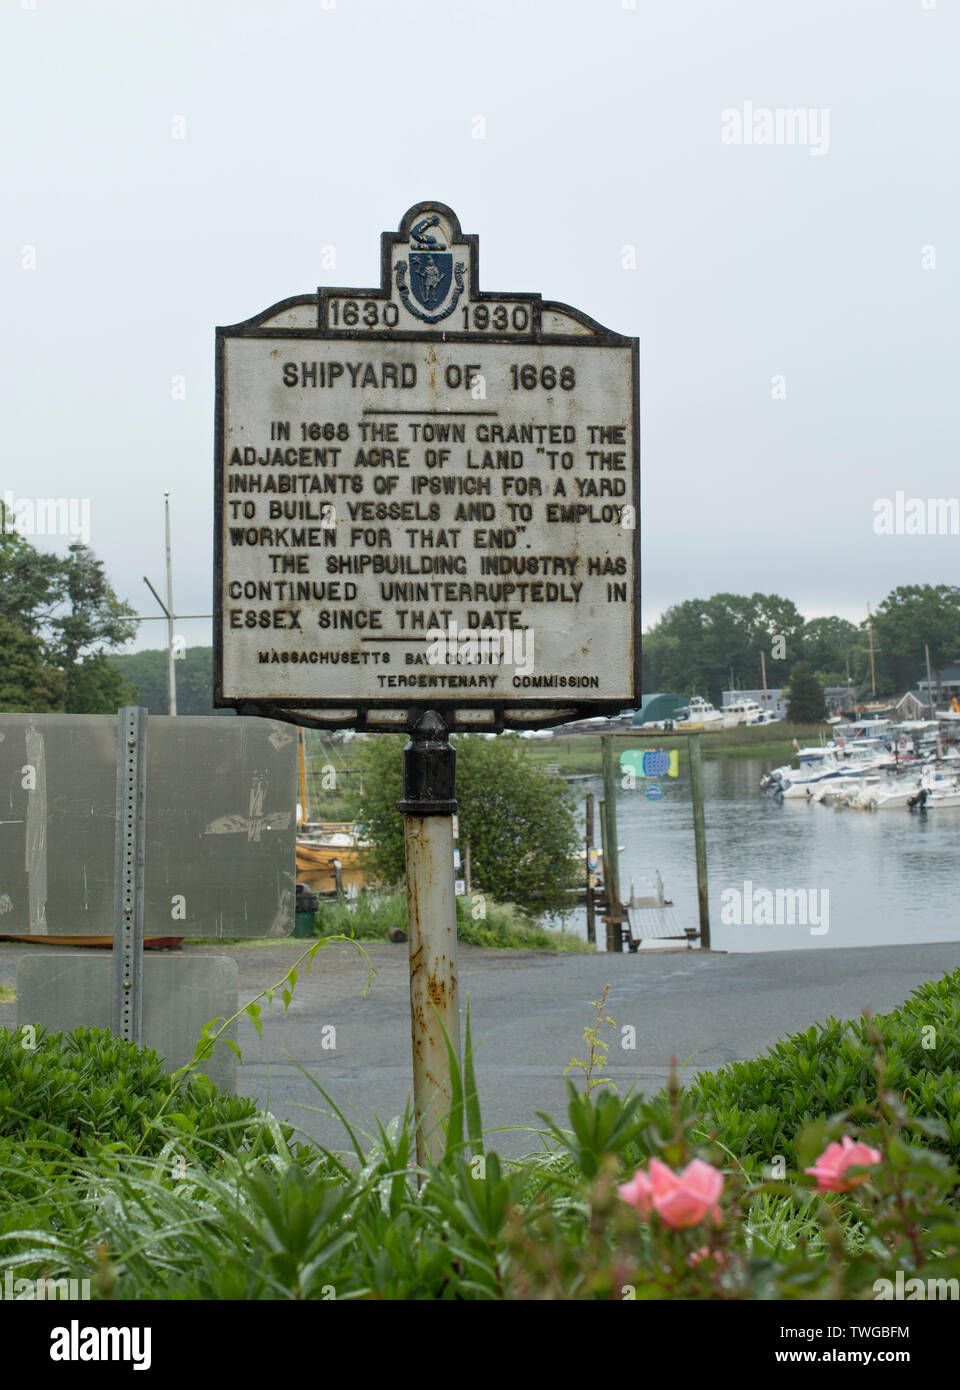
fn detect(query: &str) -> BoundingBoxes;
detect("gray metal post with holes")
[112,706,148,1042]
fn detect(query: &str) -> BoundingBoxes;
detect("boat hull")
[296,842,364,872]
[0,935,183,949]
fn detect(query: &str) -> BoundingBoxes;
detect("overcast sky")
[3,0,957,654]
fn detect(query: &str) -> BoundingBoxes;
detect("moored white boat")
[907,771,960,810]
[675,696,724,729]
[860,776,925,810]
[720,698,764,728]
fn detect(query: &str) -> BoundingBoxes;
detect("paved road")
[2,940,957,1157]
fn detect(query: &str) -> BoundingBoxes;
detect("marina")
[548,745,960,954]
[759,718,960,810]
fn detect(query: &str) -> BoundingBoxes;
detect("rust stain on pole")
[399,711,460,1169]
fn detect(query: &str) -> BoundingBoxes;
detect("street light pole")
[164,493,176,716]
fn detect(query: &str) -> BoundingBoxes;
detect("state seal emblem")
[395,214,466,323]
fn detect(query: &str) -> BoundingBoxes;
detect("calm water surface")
[548,757,960,952]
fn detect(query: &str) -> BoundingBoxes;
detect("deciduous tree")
[344,733,580,916]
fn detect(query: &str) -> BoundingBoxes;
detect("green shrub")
[3,1018,959,1301]
[0,1025,302,1199]
[684,971,960,1168]
[3,975,960,1299]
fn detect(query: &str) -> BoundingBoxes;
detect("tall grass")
[313,889,589,952]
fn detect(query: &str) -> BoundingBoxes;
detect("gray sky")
[3,0,957,653]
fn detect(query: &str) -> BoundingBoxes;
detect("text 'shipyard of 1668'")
[215,203,639,730]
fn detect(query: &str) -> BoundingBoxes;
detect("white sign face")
[215,203,639,731]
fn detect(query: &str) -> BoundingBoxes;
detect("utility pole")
[760,649,769,711]
[143,494,178,715]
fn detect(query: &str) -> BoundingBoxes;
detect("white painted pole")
[403,813,459,1165]
[399,711,460,1169]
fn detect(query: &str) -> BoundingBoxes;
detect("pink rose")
[619,1157,724,1229]
[805,1136,882,1193]
[617,1168,654,1216]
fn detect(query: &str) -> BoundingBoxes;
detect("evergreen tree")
[64,653,137,714]
[786,662,827,723]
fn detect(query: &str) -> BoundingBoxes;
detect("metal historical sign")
[214,202,640,732]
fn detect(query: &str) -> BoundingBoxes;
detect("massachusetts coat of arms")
[395,214,466,323]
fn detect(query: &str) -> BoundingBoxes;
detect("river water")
[548,757,960,953]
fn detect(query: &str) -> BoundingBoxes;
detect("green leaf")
[438,1011,464,1162]
[463,997,484,1157]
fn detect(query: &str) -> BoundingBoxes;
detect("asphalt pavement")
[2,939,957,1158]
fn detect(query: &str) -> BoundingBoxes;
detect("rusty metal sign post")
[213,201,640,1170]
[398,710,460,1165]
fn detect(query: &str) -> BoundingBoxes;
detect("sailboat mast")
[761,649,769,710]
[867,605,877,697]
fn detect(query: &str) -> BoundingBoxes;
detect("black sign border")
[214,202,640,732]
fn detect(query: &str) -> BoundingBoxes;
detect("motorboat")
[720,698,764,728]
[675,696,724,729]
[750,709,781,725]
[907,769,960,811]
[811,776,884,806]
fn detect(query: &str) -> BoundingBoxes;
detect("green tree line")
[106,647,224,716]
[641,586,960,704]
[2,515,956,719]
